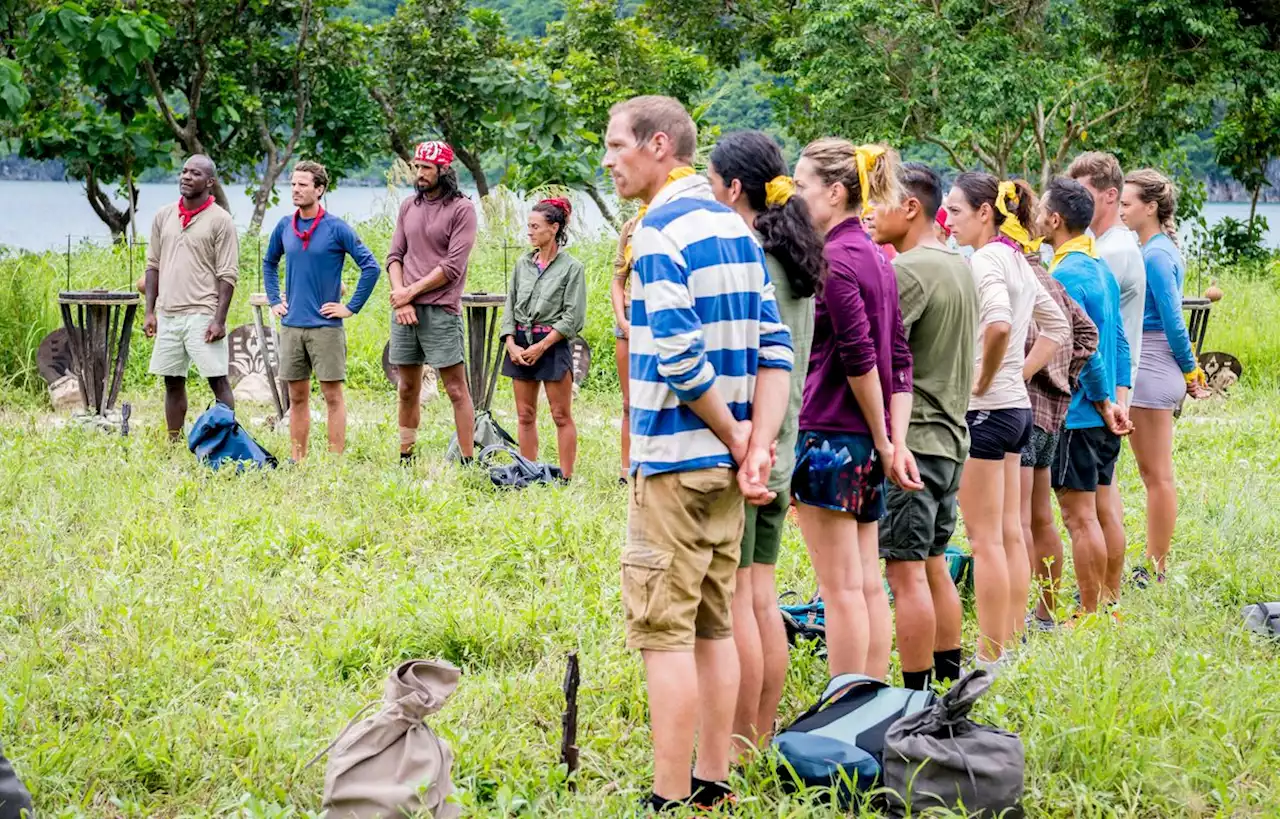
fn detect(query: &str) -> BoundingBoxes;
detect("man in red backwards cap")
[386,140,480,464]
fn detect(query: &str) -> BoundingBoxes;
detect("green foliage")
[1214,78,1280,223]
[0,58,30,120]
[1199,215,1275,270]
[699,62,799,159]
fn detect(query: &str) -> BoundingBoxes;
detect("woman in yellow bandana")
[943,172,1071,669]
[707,130,823,755]
[791,138,912,682]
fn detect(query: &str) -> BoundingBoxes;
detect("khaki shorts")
[622,468,744,651]
[279,325,346,382]
[389,304,464,369]
[149,313,228,378]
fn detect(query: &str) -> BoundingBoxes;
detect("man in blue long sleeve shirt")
[1036,177,1132,614]
[263,160,381,460]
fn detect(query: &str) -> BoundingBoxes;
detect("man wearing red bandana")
[263,160,381,461]
[386,140,479,464]
[143,154,239,441]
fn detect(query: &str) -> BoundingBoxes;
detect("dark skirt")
[502,328,573,382]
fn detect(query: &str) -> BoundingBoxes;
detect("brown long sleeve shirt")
[385,193,479,315]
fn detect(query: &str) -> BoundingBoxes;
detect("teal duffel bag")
[773,674,935,804]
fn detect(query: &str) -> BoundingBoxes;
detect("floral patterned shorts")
[791,430,886,523]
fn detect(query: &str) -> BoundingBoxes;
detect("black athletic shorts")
[1052,426,1122,492]
[965,408,1032,461]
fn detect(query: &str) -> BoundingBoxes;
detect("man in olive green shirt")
[871,163,977,691]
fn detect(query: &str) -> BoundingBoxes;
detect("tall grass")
[1,201,1278,816]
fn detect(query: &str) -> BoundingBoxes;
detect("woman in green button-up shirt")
[500,197,587,479]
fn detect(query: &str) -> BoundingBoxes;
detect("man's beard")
[414,179,439,196]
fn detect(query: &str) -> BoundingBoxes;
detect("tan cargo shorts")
[621,467,744,651]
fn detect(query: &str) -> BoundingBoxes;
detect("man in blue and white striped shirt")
[603,95,793,812]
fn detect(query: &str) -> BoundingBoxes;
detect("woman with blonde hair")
[944,173,1070,667]
[1119,169,1207,584]
[792,138,914,680]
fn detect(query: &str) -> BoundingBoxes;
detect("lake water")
[0,178,1277,253]
[0,180,613,252]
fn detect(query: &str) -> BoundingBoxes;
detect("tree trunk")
[453,144,490,198]
[249,155,291,235]
[249,179,274,236]
[84,169,136,244]
[1249,182,1261,231]
[584,180,620,231]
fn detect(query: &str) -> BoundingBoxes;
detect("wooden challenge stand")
[57,289,140,431]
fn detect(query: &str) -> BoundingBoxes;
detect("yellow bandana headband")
[765,175,796,207]
[995,181,1042,254]
[1049,233,1099,272]
[625,166,697,266]
[854,145,886,218]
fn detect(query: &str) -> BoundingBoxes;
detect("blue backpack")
[773,674,935,803]
[188,402,278,471]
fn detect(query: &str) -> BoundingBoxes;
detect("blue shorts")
[791,430,886,523]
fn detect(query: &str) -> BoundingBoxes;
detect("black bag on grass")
[0,742,33,819]
[477,444,564,489]
[773,674,934,803]
[882,669,1024,819]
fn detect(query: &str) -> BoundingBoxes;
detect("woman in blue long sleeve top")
[1119,169,1208,584]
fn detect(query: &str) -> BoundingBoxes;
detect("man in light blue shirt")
[1067,151,1145,604]
[1037,176,1131,615]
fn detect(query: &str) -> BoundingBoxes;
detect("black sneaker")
[641,793,688,813]
[399,450,415,466]
[690,777,736,810]
[1130,565,1153,589]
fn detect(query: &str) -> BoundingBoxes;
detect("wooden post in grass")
[561,651,580,789]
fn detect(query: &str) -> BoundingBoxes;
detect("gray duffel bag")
[1243,602,1280,640]
[882,669,1024,818]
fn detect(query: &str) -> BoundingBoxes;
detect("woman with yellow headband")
[610,214,640,485]
[943,172,1071,669]
[791,138,913,681]
[707,130,822,754]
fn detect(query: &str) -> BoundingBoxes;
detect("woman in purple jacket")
[793,139,917,680]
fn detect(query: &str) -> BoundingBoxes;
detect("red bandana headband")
[177,195,215,229]
[293,206,325,250]
[538,197,573,219]
[413,141,454,166]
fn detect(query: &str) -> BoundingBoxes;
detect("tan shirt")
[147,201,239,315]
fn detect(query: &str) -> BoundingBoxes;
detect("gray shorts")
[879,453,963,562]
[389,304,464,369]
[1020,425,1060,470]
[1132,331,1187,411]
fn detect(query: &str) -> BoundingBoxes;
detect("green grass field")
[2,231,1280,817]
